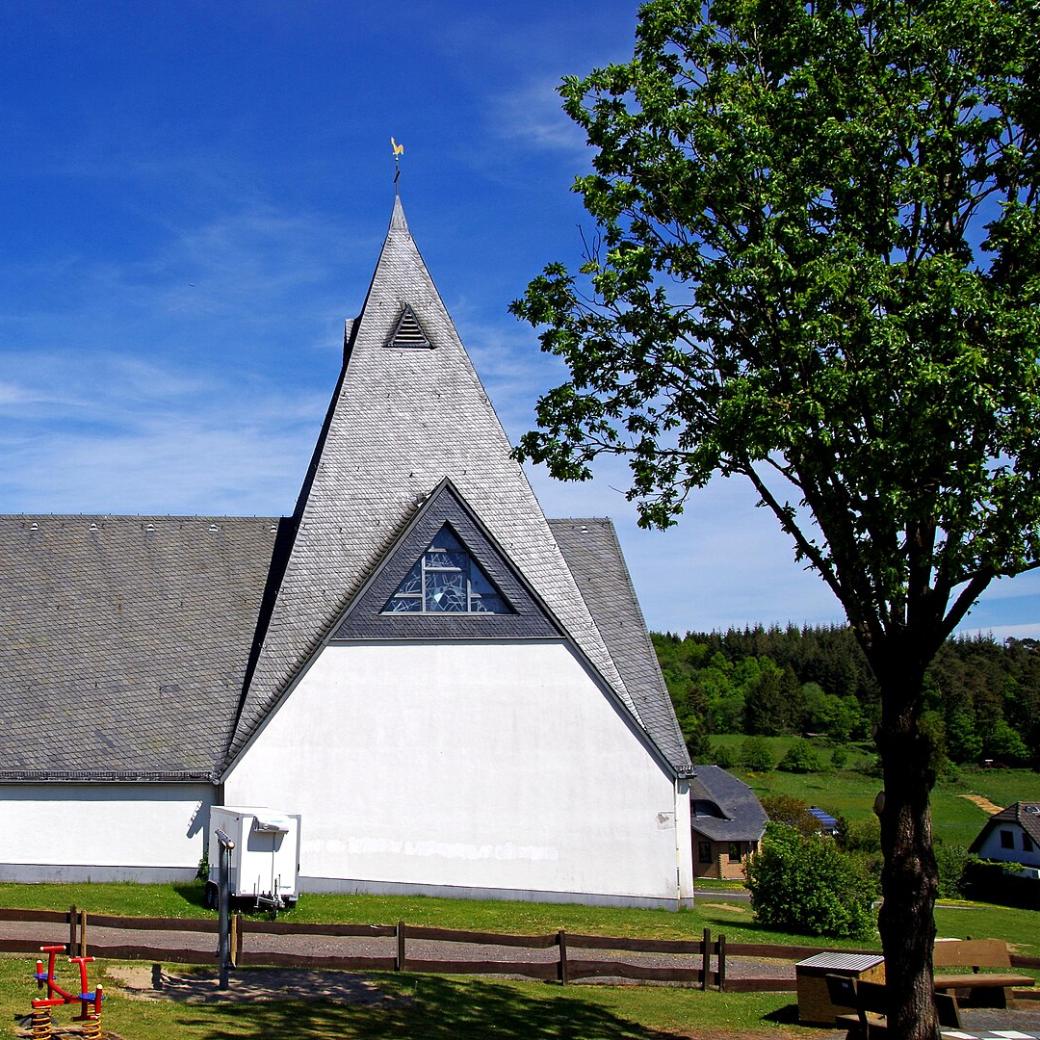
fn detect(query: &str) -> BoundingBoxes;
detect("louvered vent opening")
[386,305,432,349]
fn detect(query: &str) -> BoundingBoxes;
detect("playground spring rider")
[31,945,103,1038]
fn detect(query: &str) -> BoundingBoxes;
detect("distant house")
[808,806,841,838]
[690,765,767,880]
[968,802,1040,868]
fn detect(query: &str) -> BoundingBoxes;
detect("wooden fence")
[0,907,722,987]
[0,906,217,966]
[3,907,1039,994]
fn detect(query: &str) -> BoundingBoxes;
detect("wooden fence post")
[230,913,239,967]
[79,910,88,959]
[68,905,78,956]
[396,921,406,971]
[717,934,726,992]
[557,930,569,985]
[701,928,711,991]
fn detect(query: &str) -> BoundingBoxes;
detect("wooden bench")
[825,975,962,1039]
[933,938,1036,1008]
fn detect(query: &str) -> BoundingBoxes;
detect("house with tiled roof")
[690,765,767,880]
[0,197,695,908]
[969,801,1040,869]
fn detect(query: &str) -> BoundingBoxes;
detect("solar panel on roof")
[809,806,839,827]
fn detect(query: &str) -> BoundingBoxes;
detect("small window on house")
[1024,833,1035,852]
[728,843,742,862]
[697,841,713,864]
[1000,829,1015,849]
[383,524,510,614]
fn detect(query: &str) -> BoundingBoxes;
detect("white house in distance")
[0,197,696,909]
[968,802,1040,869]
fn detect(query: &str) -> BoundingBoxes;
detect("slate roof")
[226,197,642,764]
[969,801,1040,853]
[549,519,691,774]
[0,516,281,779]
[689,764,767,842]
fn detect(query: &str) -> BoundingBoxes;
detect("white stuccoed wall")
[974,825,1040,867]
[225,641,689,905]
[0,783,213,879]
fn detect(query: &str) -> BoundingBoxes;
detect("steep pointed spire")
[226,200,647,765]
[390,192,409,233]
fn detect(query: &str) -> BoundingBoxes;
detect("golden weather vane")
[391,137,405,187]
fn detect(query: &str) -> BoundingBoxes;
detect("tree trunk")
[876,660,940,1040]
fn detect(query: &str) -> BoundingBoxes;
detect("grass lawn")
[737,768,1002,846]
[0,953,812,1039]
[0,880,865,947]
[1,884,1036,1037]
[934,900,1040,960]
[3,882,1038,956]
[710,734,1038,848]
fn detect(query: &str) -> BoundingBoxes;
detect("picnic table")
[932,972,1037,1009]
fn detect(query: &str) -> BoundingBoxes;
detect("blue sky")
[1,0,1037,638]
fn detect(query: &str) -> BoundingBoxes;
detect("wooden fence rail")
[0,907,733,987]
[33,907,1028,993]
[0,905,217,963]
[2,905,1035,997]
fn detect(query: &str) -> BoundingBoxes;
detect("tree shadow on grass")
[696,904,869,947]
[172,882,210,912]
[169,975,692,1040]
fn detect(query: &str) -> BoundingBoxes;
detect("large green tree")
[512,1,1040,1036]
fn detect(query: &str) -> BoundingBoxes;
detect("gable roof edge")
[219,479,685,783]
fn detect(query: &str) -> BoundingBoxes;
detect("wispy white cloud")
[960,622,1040,642]
[0,198,361,516]
[965,569,1040,601]
[488,78,588,157]
[0,347,325,516]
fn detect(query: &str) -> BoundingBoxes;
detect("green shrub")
[841,816,881,854]
[746,823,876,939]
[741,735,775,771]
[760,794,821,837]
[934,841,974,898]
[859,754,883,778]
[987,718,1030,763]
[713,742,736,769]
[778,738,822,773]
[830,745,850,769]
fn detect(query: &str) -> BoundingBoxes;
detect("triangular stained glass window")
[385,305,432,349]
[383,525,510,614]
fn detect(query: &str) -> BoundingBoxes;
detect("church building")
[0,198,695,909]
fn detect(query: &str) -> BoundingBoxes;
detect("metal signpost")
[215,827,235,990]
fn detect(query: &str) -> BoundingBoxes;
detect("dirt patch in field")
[104,964,410,1006]
[960,793,1005,815]
[701,902,748,913]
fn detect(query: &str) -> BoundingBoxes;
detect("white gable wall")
[0,783,212,882]
[975,823,1040,867]
[225,641,690,907]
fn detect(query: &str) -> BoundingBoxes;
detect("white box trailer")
[207,806,301,910]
